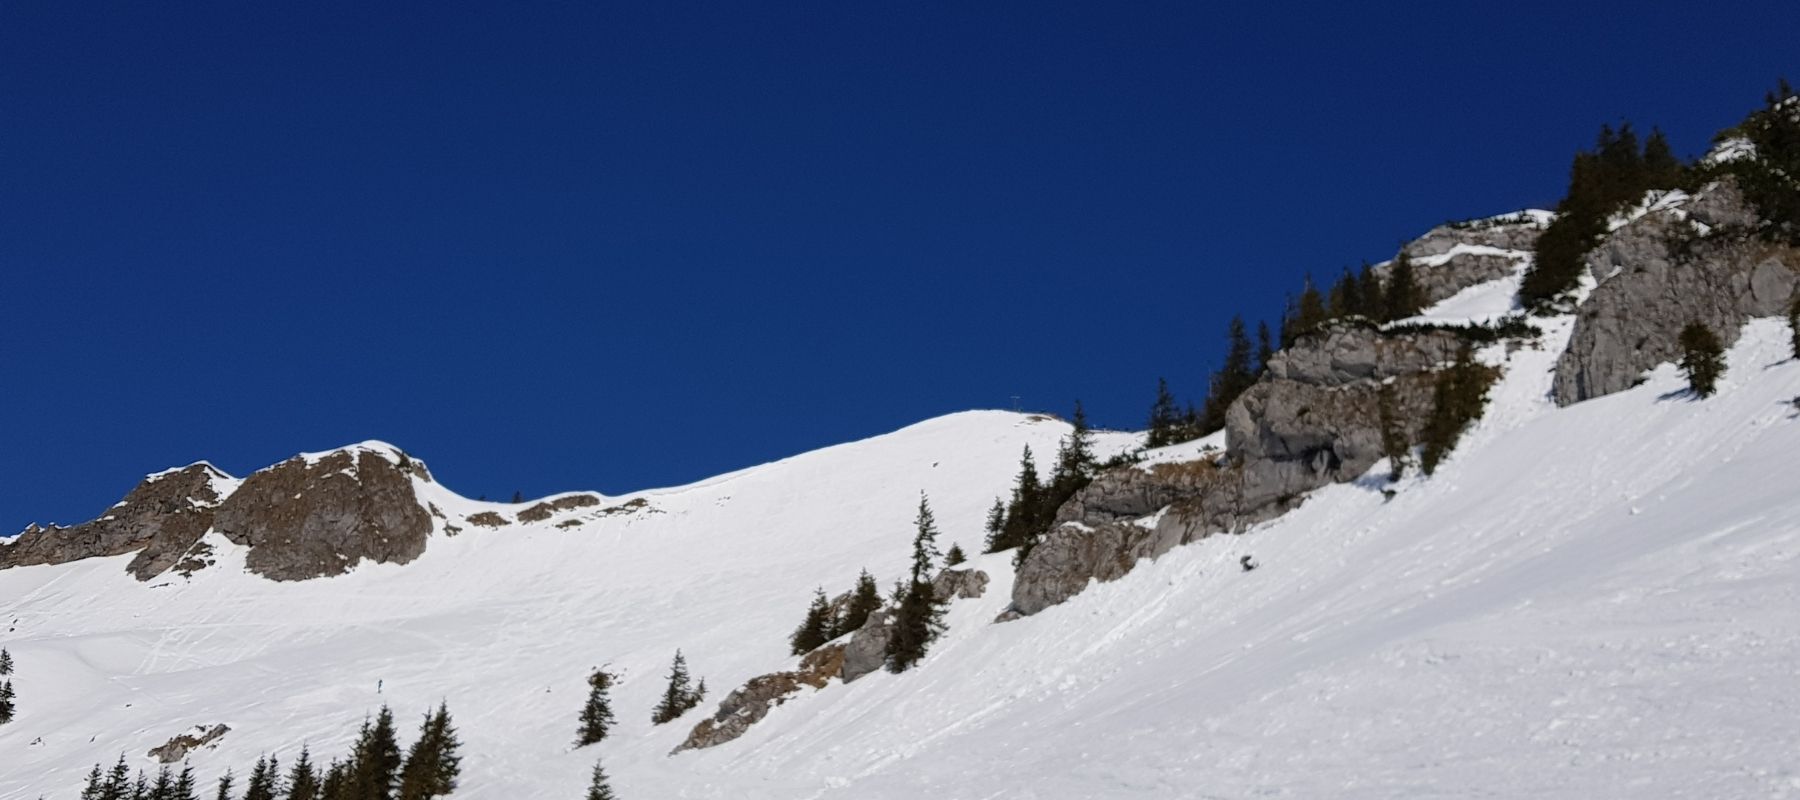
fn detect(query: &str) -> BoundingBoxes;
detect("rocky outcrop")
[932,567,989,600]
[212,445,435,581]
[1383,212,1548,306]
[839,609,897,684]
[1013,322,1483,616]
[148,723,230,763]
[515,493,602,522]
[674,644,845,753]
[2,463,235,579]
[1553,180,1799,405]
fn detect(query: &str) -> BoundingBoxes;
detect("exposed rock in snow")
[838,609,897,684]
[211,448,435,581]
[930,567,989,600]
[148,724,231,763]
[1385,211,1550,306]
[1553,178,1799,405]
[675,644,845,753]
[1,463,237,578]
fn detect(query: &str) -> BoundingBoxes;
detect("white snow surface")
[6,317,1800,797]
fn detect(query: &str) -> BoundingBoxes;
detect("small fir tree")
[650,651,702,724]
[1357,263,1385,321]
[0,679,14,725]
[511,491,524,504]
[993,447,1043,553]
[839,570,882,634]
[150,766,176,800]
[1420,346,1497,475]
[174,764,199,800]
[1256,321,1275,374]
[981,498,1007,553]
[285,748,320,800]
[944,544,967,566]
[885,494,948,673]
[348,707,403,800]
[575,668,617,746]
[1678,321,1725,397]
[1145,379,1181,447]
[212,770,233,800]
[1384,251,1424,321]
[585,758,618,800]
[1199,316,1258,433]
[1294,276,1328,336]
[1050,400,1097,492]
[0,647,12,675]
[242,755,280,800]
[1788,297,1800,360]
[788,588,836,655]
[319,762,347,800]
[398,703,461,800]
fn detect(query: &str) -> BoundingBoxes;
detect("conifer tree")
[1384,251,1424,321]
[348,707,402,800]
[319,763,347,800]
[945,544,967,566]
[981,498,1007,553]
[789,588,835,655]
[398,703,461,800]
[1145,379,1181,447]
[0,647,12,675]
[0,679,14,725]
[133,770,150,800]
[511,491,524,504]
[650,651,700,724]
[885,495,947,673]
[80,763,107,800]
[1420,346,1497,475]
[585,758,617,800]
[1327,268,1359,318]
[1294,276,1327,335]
[839,570,882,634]
[1678,321,1726,398]
[174,764,199,800]
[1199,316,1257,433]
[286,748,320,800]
[150,766,176,800]
[242,755,280,800]
[1789,297,1800,360]
[575,668,617,746]
[1357,263,1384,320]
[1256,321,1275,374]
[1643,127,1683,187]
[212,770,233,800]
[994,447,1043,552]
[1051,400,1096,491]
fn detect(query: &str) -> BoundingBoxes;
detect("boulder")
[1553,179,1800,405]
[674,644,844,753]
[931,567,989,600]
[148,724,230,763]
[839,609,897,683]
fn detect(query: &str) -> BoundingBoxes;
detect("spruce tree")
[242,755,280,800]
[1295,276,1327,335]
[1788,297,1800,360]
[100,755,132,800]
[885,495,947,673]
[348,707,402,800]
[945,544,967,566]
[1678,321,1725,398]
[575,668,617,746]
[319,763,347,800]
[1051,400,1096,491]
[1199,316,1257,433]
[511,491,524,504]
[1384,251,1424,321]
[585,758,617,800]
[0,679,14,725]
[981,498,1007,553]
[1327,268,1359,318]
[150,766,176,800]
[286,748,320,800]
[650,651,699,724]
[1643,127,1683,187]
[839,570,882,634]
[398,703,461,800]
[1420,346,1496,475]
[789,588,835,655]
[133,771,150,800]
[1357,263,1384,320]
[0,647,12,675]
[174,764,199,800]
[212,770,233,800]
[1146,379,1180,447]
[80,763,106,800]
[994,447,1042,552]
[1256,321,1275,374]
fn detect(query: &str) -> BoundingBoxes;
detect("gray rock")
[674,644,844,753]
[1,463,233,579]
[1385,214,1547,306]
[1553,180,1800,405]
[839,609,897,683]
[931,567,989,600]
[212,447,435,581]
[148,724,230,763]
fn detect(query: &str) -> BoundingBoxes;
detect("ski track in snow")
[4,303,1800,797]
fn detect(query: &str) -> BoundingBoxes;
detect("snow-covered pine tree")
[575,668,617,746]
[585,758,618,800]
[885,494,947,673]
[0,647,13,675]
[788,588,835,655]
[0,679,14,725]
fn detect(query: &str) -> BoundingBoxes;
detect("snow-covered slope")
[6,312,1800,797]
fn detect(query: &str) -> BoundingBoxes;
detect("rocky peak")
[211,444,436,581]
[2,462,238,575]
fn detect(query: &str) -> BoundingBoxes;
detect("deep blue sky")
[3,2,1795,532]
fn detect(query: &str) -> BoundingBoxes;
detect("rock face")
[1013,323,1476,616]
[1,463,235,579]
[148,724,231,763]
[1385,212,1549,306]
[674,644,845,753]
[931,567,989,600]
[1553,180,1800,405]
[838,609,897,684]
[211,445,435,581]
